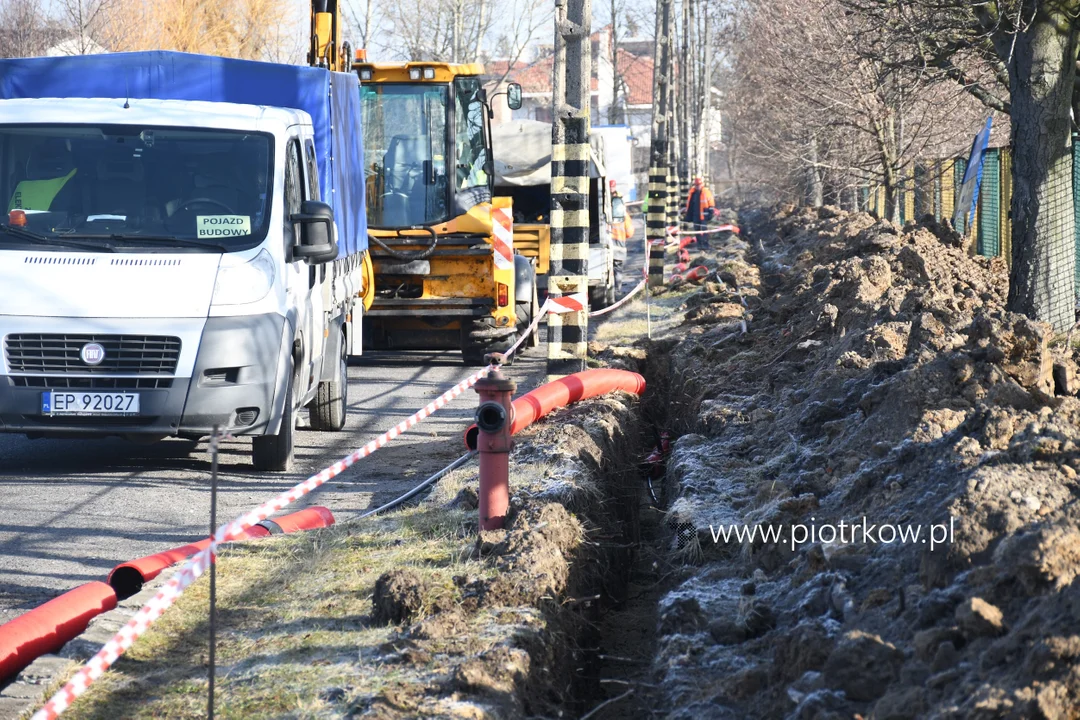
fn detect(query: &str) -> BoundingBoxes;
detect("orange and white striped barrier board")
[546,292,588,314]
[492,205,514,271]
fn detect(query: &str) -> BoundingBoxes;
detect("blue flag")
[953,117,993,233]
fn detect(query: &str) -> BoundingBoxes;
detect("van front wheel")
[253,363,296,472]
[310,334,348,431]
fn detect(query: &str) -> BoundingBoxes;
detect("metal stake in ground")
[547,0,591,379]
[208,425,220,720]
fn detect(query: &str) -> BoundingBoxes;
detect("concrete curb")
[0,573,171,720]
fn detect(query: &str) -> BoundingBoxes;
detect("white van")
[0,54,368,471]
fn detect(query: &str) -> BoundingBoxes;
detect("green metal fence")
[858,146,1030,267]
[978,149,1001,258]
[1074,136,1080,289]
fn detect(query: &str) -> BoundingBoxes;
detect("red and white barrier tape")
[546,292,588,314]
[668,224,740,237]
[501,300,548,359]
[589,278,647,318]
[32,363,495,720]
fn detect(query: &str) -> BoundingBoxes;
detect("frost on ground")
[649,205,1080,719]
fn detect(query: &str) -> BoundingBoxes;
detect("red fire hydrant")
[473,355,517,530]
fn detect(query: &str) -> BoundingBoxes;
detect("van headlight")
[211,249,276,306]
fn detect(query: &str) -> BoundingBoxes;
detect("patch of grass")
[593,289,693,345]
[54,503,502,720]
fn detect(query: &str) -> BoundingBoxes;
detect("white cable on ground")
[667,223,741,237]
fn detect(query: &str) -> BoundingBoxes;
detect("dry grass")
[592,287,694,345]
[50,502,500,720]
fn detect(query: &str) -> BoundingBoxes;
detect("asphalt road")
[0,347,549,624]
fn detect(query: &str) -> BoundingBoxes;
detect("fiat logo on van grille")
[80,342,106,366]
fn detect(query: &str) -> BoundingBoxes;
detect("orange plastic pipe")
[465,369,646,450]
[671,265,709,284]
[107,507,336,595]
[263,506,335,534]
[0,581,117,681]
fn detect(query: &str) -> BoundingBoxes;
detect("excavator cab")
[358,68,497,230]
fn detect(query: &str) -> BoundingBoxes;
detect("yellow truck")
[353,61,535,364]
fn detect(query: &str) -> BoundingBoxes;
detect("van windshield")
[0,125,273,251]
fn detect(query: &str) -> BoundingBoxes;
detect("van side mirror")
[507,82,522,111]
[291,200,338,264]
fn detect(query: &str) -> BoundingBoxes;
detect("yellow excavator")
[354,63,533,364]
[310,2,533,364]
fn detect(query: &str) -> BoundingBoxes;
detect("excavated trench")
[572,346,701,719]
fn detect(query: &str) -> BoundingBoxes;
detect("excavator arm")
[309,0,352,72]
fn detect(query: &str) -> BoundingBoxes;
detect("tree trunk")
[882,156,898,223]
[609,0,621,125]
[473,0,486,58]
[1003,5,1078,332]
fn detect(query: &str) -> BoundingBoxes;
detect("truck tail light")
[497,283,509,307]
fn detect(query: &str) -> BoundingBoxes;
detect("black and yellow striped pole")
[666,32,680,230]
[647,0,674,287]
[547,0,591,378]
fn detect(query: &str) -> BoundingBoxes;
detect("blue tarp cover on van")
[0,51,367,258]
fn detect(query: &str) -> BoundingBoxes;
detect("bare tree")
[490,0,552,83]
[96,0,288,60]
[382,0,495,61]
[728,0,983,214]
[345,0,382,51]
[0,0,49,58]
[607,0,628,124]
[57,0,111,55]
[841,0,1080,331]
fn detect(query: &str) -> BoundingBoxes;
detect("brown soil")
[363,393,645,719]
[632,205,1080,719]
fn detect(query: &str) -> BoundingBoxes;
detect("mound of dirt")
[650,205,1080,719]
[373,569,430,625]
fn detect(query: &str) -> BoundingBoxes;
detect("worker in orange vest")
[610,185,635,294]
[684,177,715,233]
